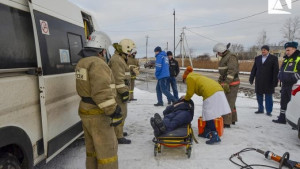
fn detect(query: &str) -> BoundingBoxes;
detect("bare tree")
[257,30,269,47]
[230,43,244,56]
[280,16,300,44]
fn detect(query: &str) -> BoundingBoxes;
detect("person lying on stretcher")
[150,100,194,137]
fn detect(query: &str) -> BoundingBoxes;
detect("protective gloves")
[221,83,230,93]
[110,105,122,126]
[121,91,129,103]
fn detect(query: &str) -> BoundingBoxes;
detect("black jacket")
[249,54,279,94]
[278,50,300,87]
[169,58,180,77]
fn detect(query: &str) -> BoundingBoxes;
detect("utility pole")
[146,35,149,61]
[179,27,193,68]
[145,35,149,89]
[166,42,168,51]
[173,9,175,57]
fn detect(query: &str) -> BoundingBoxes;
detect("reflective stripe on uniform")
[156,63,162,67]
[116,84,126,88]
[125,72,131,76]
[295,73,300,80]
[230,81,240,86]
[129,65,136,68]
[110,84,116,89]
[79,108,104,115]
[227,75,234,79]
[294,57,300,72]
[131,76,136,79]
[98,99,116,109]
[218,66,228,70]
[129,90,133,93]
[98,155,118,165]
[86,152,97,157]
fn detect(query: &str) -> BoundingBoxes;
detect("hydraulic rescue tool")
[230,148,300,169]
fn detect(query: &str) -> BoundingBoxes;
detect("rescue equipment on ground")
[230,148,300,169]
[198,116,224,137]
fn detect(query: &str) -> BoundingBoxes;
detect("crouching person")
[150,100,194,136]
[182,66,231,144]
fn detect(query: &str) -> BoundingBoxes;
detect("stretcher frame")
[152,124,196,158]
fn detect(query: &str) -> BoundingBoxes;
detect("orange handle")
[271,155,282,162]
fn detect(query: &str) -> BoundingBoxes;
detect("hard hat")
[213,43,227,53]
[119,39,136,55]
[86,31,112,49]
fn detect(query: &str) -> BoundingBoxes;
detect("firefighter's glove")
[222,83,230,93]
[133,67,140,76]
[121,91,129,103]
[110,105,122,127]
[124,79,130,86]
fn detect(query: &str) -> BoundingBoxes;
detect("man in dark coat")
[167,51,180,104]
[249,45,279,116]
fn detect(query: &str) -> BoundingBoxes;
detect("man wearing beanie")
[249,45,279,116]
[167,51,180,104]
[154,46,177,106]
[273,41,300,124]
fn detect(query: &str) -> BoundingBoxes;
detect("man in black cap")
[166,51,180,104]
[273,41,300,124]
[249,45,279,116]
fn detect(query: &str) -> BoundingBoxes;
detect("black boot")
[154,113,166,133]
[123,132,128,137]
[154,103,164,106]
[118,137,131,144]
[150,117,161,137]
[272,113,286,124]
[224,124,231,128]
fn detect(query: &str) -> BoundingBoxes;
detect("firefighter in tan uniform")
[213,43,240,128]
[109,39,136,144]
[76,31,122,169]
[127,49,139,101]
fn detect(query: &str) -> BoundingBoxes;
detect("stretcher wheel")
[186,146,192,158]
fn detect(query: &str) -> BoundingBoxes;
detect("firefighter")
[273,41,300,124]
[109,39,136,144]
[127,49,139,101]
[75,31,122,169]
[213,43,240,128]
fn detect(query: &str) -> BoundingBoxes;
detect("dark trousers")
[280,85,293,111]
[256,93,273,114]
[156,77,176,104]
[206,120,216,132]
[167,76,179,102]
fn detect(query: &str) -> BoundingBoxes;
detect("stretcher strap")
[191,127,199,144]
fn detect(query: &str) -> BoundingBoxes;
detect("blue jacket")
[162,101,194,132]
[155,51,170,79]
[278,50,300,86]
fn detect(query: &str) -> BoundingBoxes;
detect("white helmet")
[86,31,111,49]
[119,39,136,55]
[213,43,227,53]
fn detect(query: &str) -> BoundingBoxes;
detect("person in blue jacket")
[154,46,177,106]
[273,41,300,124]
[150,100,194,136]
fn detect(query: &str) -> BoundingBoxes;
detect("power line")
[185,28,220,43]
[188,0,300,29]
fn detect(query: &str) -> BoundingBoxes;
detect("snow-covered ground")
[38,88,300,169]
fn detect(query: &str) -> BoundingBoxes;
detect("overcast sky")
[69,0,300,58]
